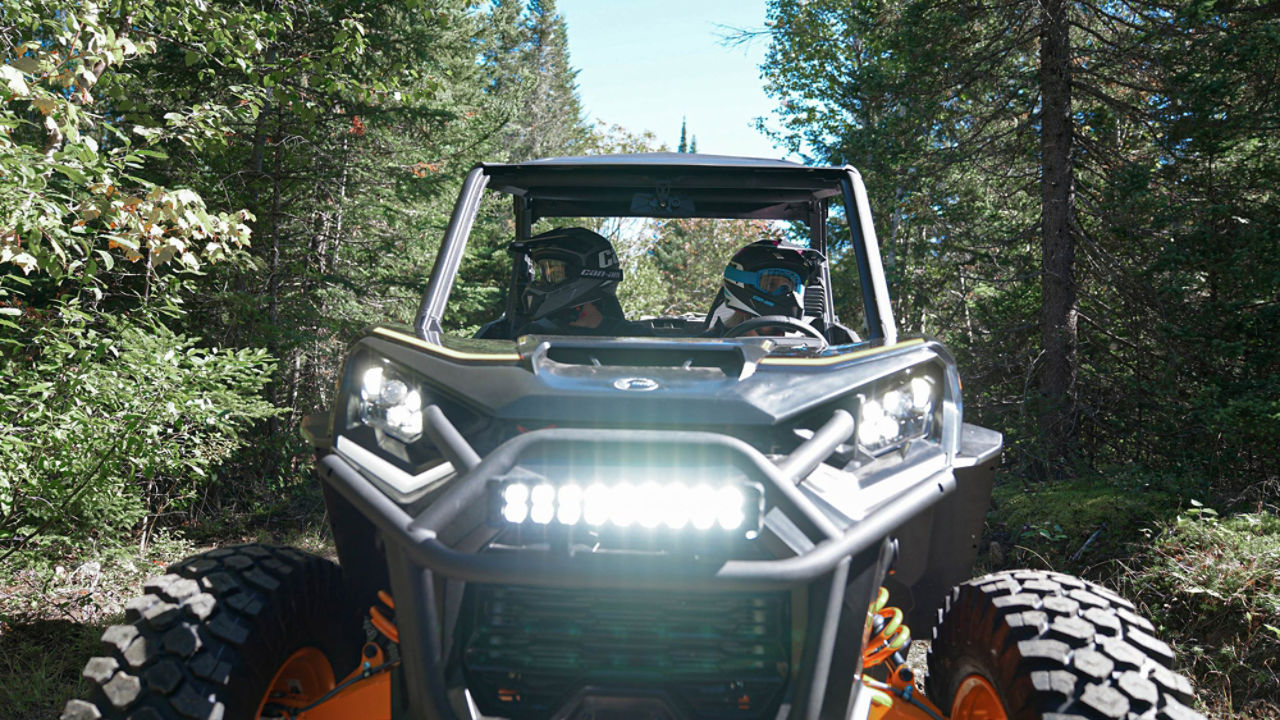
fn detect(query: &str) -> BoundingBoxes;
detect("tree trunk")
[267,106,283,329]
[1037,0,1078,474]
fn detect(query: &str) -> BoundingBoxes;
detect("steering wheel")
[722,315,828,350]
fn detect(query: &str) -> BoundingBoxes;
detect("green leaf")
[54,165,88,183]
[1,65,28,95]
[94,249,115,271]
[11,57,41,74]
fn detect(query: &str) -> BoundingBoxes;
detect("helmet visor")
[533,257,572,287]
[725,266,804,297]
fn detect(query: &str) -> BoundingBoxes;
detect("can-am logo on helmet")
[613,377,659,392]
[580,268,623,279]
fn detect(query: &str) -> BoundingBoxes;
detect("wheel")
[722,314,828,347]
[62,543,363,720]
[927,569,1204,720]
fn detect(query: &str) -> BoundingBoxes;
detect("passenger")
[705,240,824,336]
[507,227,644,337]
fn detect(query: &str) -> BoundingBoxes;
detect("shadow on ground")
[0,616,107,720]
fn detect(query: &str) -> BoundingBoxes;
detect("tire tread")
[62,543,358,720]
[926,569,1205,720]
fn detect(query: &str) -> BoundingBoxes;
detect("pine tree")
[758,0,1280,488]
[508,0,589,161]
[758,0,1098,473]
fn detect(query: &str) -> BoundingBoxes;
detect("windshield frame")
[413,156,896,347]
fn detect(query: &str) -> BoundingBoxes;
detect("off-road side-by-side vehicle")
[66,154,1204,720]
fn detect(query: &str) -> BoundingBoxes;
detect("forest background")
[0,0,1276,717]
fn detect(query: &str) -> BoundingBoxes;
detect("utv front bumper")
[315,408,1000,720]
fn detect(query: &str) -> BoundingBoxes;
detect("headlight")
[337,353,482,503]
[491,478,763,538]
[359,364,424,443]
[856,375,936,455]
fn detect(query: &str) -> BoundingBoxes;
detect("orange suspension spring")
[863,587,911,669]
[860,587,946,720]
[369,590,399,645]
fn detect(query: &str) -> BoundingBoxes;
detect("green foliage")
[0,303,279,552]
[1117,508,1280,716]
[649,218,787,316]
[2,0,600,562]
[614,244,667,319]
[0,0,263,281]
[499,0,588,162]
[759,0,1280,493]
[118,0,597,411]
[0,0,603,570]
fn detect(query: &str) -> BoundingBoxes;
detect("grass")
[0,619,102,720]
[984,473,1192,571]
[1116,508,1280,719]
[0,531,197,720]
[0,478,335,720]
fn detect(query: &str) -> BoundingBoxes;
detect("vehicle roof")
[480,153,853,221]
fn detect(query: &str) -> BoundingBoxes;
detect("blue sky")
[555,0,788,159]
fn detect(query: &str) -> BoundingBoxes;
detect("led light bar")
[491,479,763,536]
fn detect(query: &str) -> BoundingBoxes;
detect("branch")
[0,394,164,565]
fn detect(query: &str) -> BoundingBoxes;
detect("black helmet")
[513,227,624,324]
[710,240,824,325]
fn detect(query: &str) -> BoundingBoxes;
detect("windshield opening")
[442,195,866,345]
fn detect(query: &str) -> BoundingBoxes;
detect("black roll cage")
[412,154,897,345]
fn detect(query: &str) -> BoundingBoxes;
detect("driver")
[509,227,642,336]
[705,240,824,336]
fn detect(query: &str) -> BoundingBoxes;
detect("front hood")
[352,327,946,429]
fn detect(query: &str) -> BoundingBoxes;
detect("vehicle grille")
[461,585,791,719]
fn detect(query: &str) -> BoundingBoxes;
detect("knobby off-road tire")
[62,544,362,720]
[927,569,1204,720]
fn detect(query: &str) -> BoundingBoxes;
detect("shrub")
[0,302,280,554]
